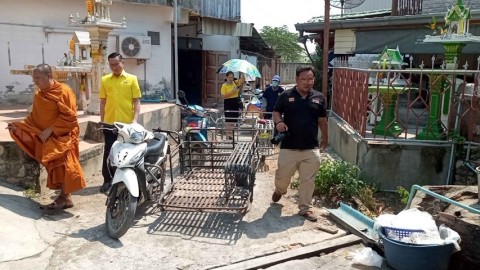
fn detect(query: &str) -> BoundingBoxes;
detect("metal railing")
[331,56,480,143]
[406,185,480,215]
[391,0,422,16]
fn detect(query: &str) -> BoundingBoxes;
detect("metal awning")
[202,18,252,36]
[354,26,480,54]
[240,27,275,58]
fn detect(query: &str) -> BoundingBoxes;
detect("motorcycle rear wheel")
[105,182,138,239]
[191,143,207,167]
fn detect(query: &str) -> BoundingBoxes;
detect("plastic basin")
[379,228,454,270]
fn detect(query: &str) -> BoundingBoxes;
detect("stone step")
[0,103,181,193]
[78,139,104,181]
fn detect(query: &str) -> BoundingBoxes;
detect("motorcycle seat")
[145,132,167,161]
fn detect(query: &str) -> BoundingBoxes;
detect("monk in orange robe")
[8,64,86,209]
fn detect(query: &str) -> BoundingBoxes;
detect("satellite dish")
[330,0,365,17]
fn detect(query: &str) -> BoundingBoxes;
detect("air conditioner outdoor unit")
[119,36,151,59]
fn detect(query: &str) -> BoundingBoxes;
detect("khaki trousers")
[274,148,321,213]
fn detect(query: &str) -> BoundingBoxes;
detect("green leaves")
[425,16,437,30]
[259,25,306,63]
[396,186,410,205]
[315,160,366,200]
[312,44,323,92]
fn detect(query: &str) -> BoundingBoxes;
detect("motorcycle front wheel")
[105,182,138,239]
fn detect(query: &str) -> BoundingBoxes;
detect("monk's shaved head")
[32,63,54,90]
[34,64,53,77]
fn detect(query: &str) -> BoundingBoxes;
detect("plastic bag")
[350,247,383,268]
[407,231,443,245]
[372,208,439,242]
[439,224,462,252]
[390,208,438,234]
[372,213,396,241]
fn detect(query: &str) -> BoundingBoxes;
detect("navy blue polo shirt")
[273,87,327,150]
[262,85,285,112]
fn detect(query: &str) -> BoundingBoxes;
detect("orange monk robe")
[9,81,86,194]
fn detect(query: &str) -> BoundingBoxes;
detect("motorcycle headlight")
[130,131,144,144]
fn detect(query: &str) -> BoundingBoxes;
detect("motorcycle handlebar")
[99,122,114,128]
[176,103,210,116]
[98,122,117,133]
[153,128,182,145]
[152,128,179,136]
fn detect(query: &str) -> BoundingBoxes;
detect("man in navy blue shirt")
[271,66,328,222]
[262,75,284,119]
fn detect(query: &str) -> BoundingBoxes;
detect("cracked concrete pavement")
[0,149,380,270]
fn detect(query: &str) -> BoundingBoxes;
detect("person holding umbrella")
[221,71,245,137]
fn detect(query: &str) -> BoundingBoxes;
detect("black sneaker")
[100,182,112,194]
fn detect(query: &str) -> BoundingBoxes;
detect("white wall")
[114,1,173,99]
[0,0,173,103]
[334,29,356,54]
[202,35,239,59]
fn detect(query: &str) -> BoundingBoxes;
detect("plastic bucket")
[476,166,480,204]
[379,228,454,270]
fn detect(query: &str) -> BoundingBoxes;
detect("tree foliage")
[312,44,323,92]
[259,26,306,62]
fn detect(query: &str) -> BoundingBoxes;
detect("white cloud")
[241,0,325,32]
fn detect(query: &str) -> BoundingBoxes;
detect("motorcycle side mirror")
[177,90,188,105]
[178,90,186,99]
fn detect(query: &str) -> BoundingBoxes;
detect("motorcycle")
[99,122,177,239]
[242,88,266,118]
[176,90,216,141]
[176,90,217,165]
[178,102,209,142]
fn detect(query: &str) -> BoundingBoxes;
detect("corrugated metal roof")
[295,10,480,32]
[308,9,391,23]
[201,0,241,22]
[202,18,251,36]
[118,0,241,22]
[347,0,392,13]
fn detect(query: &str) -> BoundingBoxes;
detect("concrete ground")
[0,149,388,270]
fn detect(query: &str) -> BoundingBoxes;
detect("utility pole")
[174,0,179,100]
[322,0,330,99]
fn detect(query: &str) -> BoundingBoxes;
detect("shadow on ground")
[0,193,42,220]
[146,210,245,245]
[241,203,305,239]
[67,223,124,248]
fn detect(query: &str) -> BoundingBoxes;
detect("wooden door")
[203,51,229,106]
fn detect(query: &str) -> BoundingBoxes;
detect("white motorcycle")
[99,122,178,239]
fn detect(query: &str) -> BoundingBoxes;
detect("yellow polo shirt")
[221,79,242,99]
[100,70,141,124]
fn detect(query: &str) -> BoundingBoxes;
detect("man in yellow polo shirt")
[99,52,141,193]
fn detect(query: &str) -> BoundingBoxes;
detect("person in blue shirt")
[262,75,284,119]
